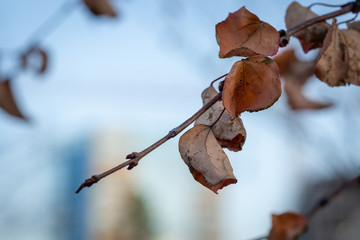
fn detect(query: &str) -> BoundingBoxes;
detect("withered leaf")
[216,7,279,58]
[0,79,26,119]
[83,0,117,17]
[195,86,246,152]
[314,20,348,86]
[285,2,329,53]
[347,21,360,32]
[21,46,48,75]
[222,55,281,116]
[269,212,308,240]
[179,124,237,193]
[274,49,332,110]
[314,19,360,86]
[273,49,296,75]
[342,29,360,85]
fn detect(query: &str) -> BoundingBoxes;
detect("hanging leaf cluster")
[179,7,281,193]
[285,1,360,87]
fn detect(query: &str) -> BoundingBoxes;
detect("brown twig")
[279,1,357,47]
[306,174,360,218]
[76,92,222,193]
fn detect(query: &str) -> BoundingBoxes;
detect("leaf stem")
[76,92,222,193]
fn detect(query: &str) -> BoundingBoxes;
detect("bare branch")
[76,91,222,193]
[306,174,360,218]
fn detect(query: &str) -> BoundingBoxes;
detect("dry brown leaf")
[342,29,360,85]
[179,124,237,193]
[83,0,117,17]
[269,212,308,240]
[216,7,279,58]
[195,86,246,152]
[273,49,296,75]
[285,2,329,53]
[347,21,360,32]
[314,20,348,86]
[222,55,281,116]
[0,79,26,119]
[274,49,332,110]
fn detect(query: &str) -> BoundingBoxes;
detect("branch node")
[168,130,177,139]
[126,152,137,159]
[352,0,360,13]
[218,80,224,92]
[127,162,138,170]
[279,29,289,47]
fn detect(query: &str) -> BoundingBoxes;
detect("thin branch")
[76,92,222,193]
[337,11,359,25]
[280,1,357,47]
[308,2,351,9]
[23,0,80,49]
[306,174,360,218]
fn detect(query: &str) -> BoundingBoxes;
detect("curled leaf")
[179,124,237,193]
[314,20,348,86]
[274,49,332,110]
[216,7,279,58]
[83,0,117,17]
[269,212,308,240]
[195,86,246,151]
[21,46,48,75]
[342,29,360,86]
[222,55,281,116]
[314,19,360,86]
[285,1,329,53]
[0,79,26,119]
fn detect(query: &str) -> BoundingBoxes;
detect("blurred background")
[1,0,360,239]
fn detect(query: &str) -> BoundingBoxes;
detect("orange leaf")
[178,124,237,193]
[285,2,329,53]
[273,49,296,75]
[269,212,308,240]
[274,49,332,110]
[83,0,117,17]
[0,79,26,119]
[222,55,281,116]
[195,86,246,152]
[216,7,279,58]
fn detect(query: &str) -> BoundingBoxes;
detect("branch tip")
[75,176,99,194]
